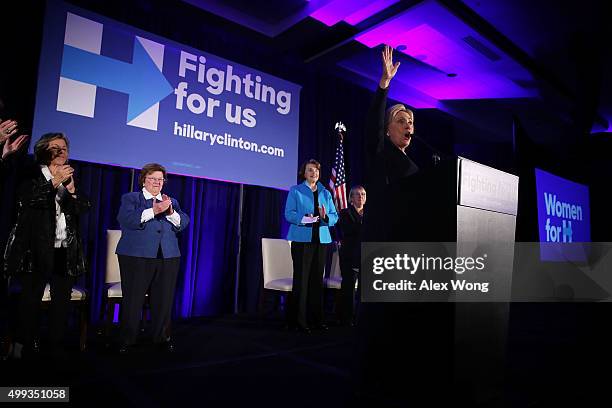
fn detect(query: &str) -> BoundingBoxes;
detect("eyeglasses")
[145,177,166,183]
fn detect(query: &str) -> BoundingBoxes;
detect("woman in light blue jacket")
[284,159,338,333]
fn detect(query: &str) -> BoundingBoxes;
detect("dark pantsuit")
[338,255,358,324]
[289,242,327,328]
[118,255,180,345]
[16,248,75,347]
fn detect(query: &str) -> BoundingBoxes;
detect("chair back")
[105,230,122,284]
[329,245,341,279]
[261,238,293,289]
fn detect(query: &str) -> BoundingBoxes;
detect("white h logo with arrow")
[56,12,173,131]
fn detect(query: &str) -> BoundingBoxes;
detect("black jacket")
[363,86,419,241]
[338,205,363,269]
[4,164,90,277]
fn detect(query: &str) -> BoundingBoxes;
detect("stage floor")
[1,307,609,407]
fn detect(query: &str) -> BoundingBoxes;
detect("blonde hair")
[349,185,366,204]
[385,104,414,134]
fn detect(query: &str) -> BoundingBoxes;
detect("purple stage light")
[311,0,382,26]
[337,56,440,109]
[344,0,401,25]
[313,0,538,102]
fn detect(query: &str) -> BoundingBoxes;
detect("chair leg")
[79,302,88,352]
[140,306,150,333]
[140,296,151,332]
[259,289,269,317]
[164,321,172,340]
[331,289,339,322]
[274,292,281,312]
[98,297,107,327]
[258,288,265,316]
[105,300,115,341]
[285,292,293,321]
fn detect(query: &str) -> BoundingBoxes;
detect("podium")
[389,155,519,242]
[403,156,519,402]
[358,156,519,403]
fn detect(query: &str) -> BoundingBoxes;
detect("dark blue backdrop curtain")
[237,185,288,313]
[170,177,240,318]
[69,161,133,323]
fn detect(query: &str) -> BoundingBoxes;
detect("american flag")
[329,122,347,210]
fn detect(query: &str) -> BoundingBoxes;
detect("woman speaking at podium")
[357,46,452,405]
[284,159,338,333]
[363,45,419,242]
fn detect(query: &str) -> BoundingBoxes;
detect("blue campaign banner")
[535,168,591,261]
[33,1,300,190]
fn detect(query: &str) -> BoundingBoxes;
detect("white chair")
[323,246,342,289]
[106,230,123,296]
[324,245,358,289]
[41,285,87,302]
[101,229,123,337]
[41,283,88,351]
[323,245,360,320]
[2,281,89,357]
[322,245,343,318]
[260,238,293,313]
[101,229,164,340]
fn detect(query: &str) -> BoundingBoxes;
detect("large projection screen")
[33,1,301,190]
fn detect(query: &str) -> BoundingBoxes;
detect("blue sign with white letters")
[33,1,300,190]
[535,169,591,261]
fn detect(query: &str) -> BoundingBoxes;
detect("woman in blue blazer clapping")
[284,159,338,333]
[115,163,189,353]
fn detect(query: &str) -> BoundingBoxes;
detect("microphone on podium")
[411,133,445,166]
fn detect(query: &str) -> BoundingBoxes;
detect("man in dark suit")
[115,163,189,353]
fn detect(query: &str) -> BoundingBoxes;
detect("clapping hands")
[50,164,74,189]
[2,134,29,160]
[320,204,327,220]
[0,119,18,143]
[1,119,29,160]
[153,195,173,215]
[162,194,174,215]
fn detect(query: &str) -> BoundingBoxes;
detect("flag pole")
[329,121,348,211]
